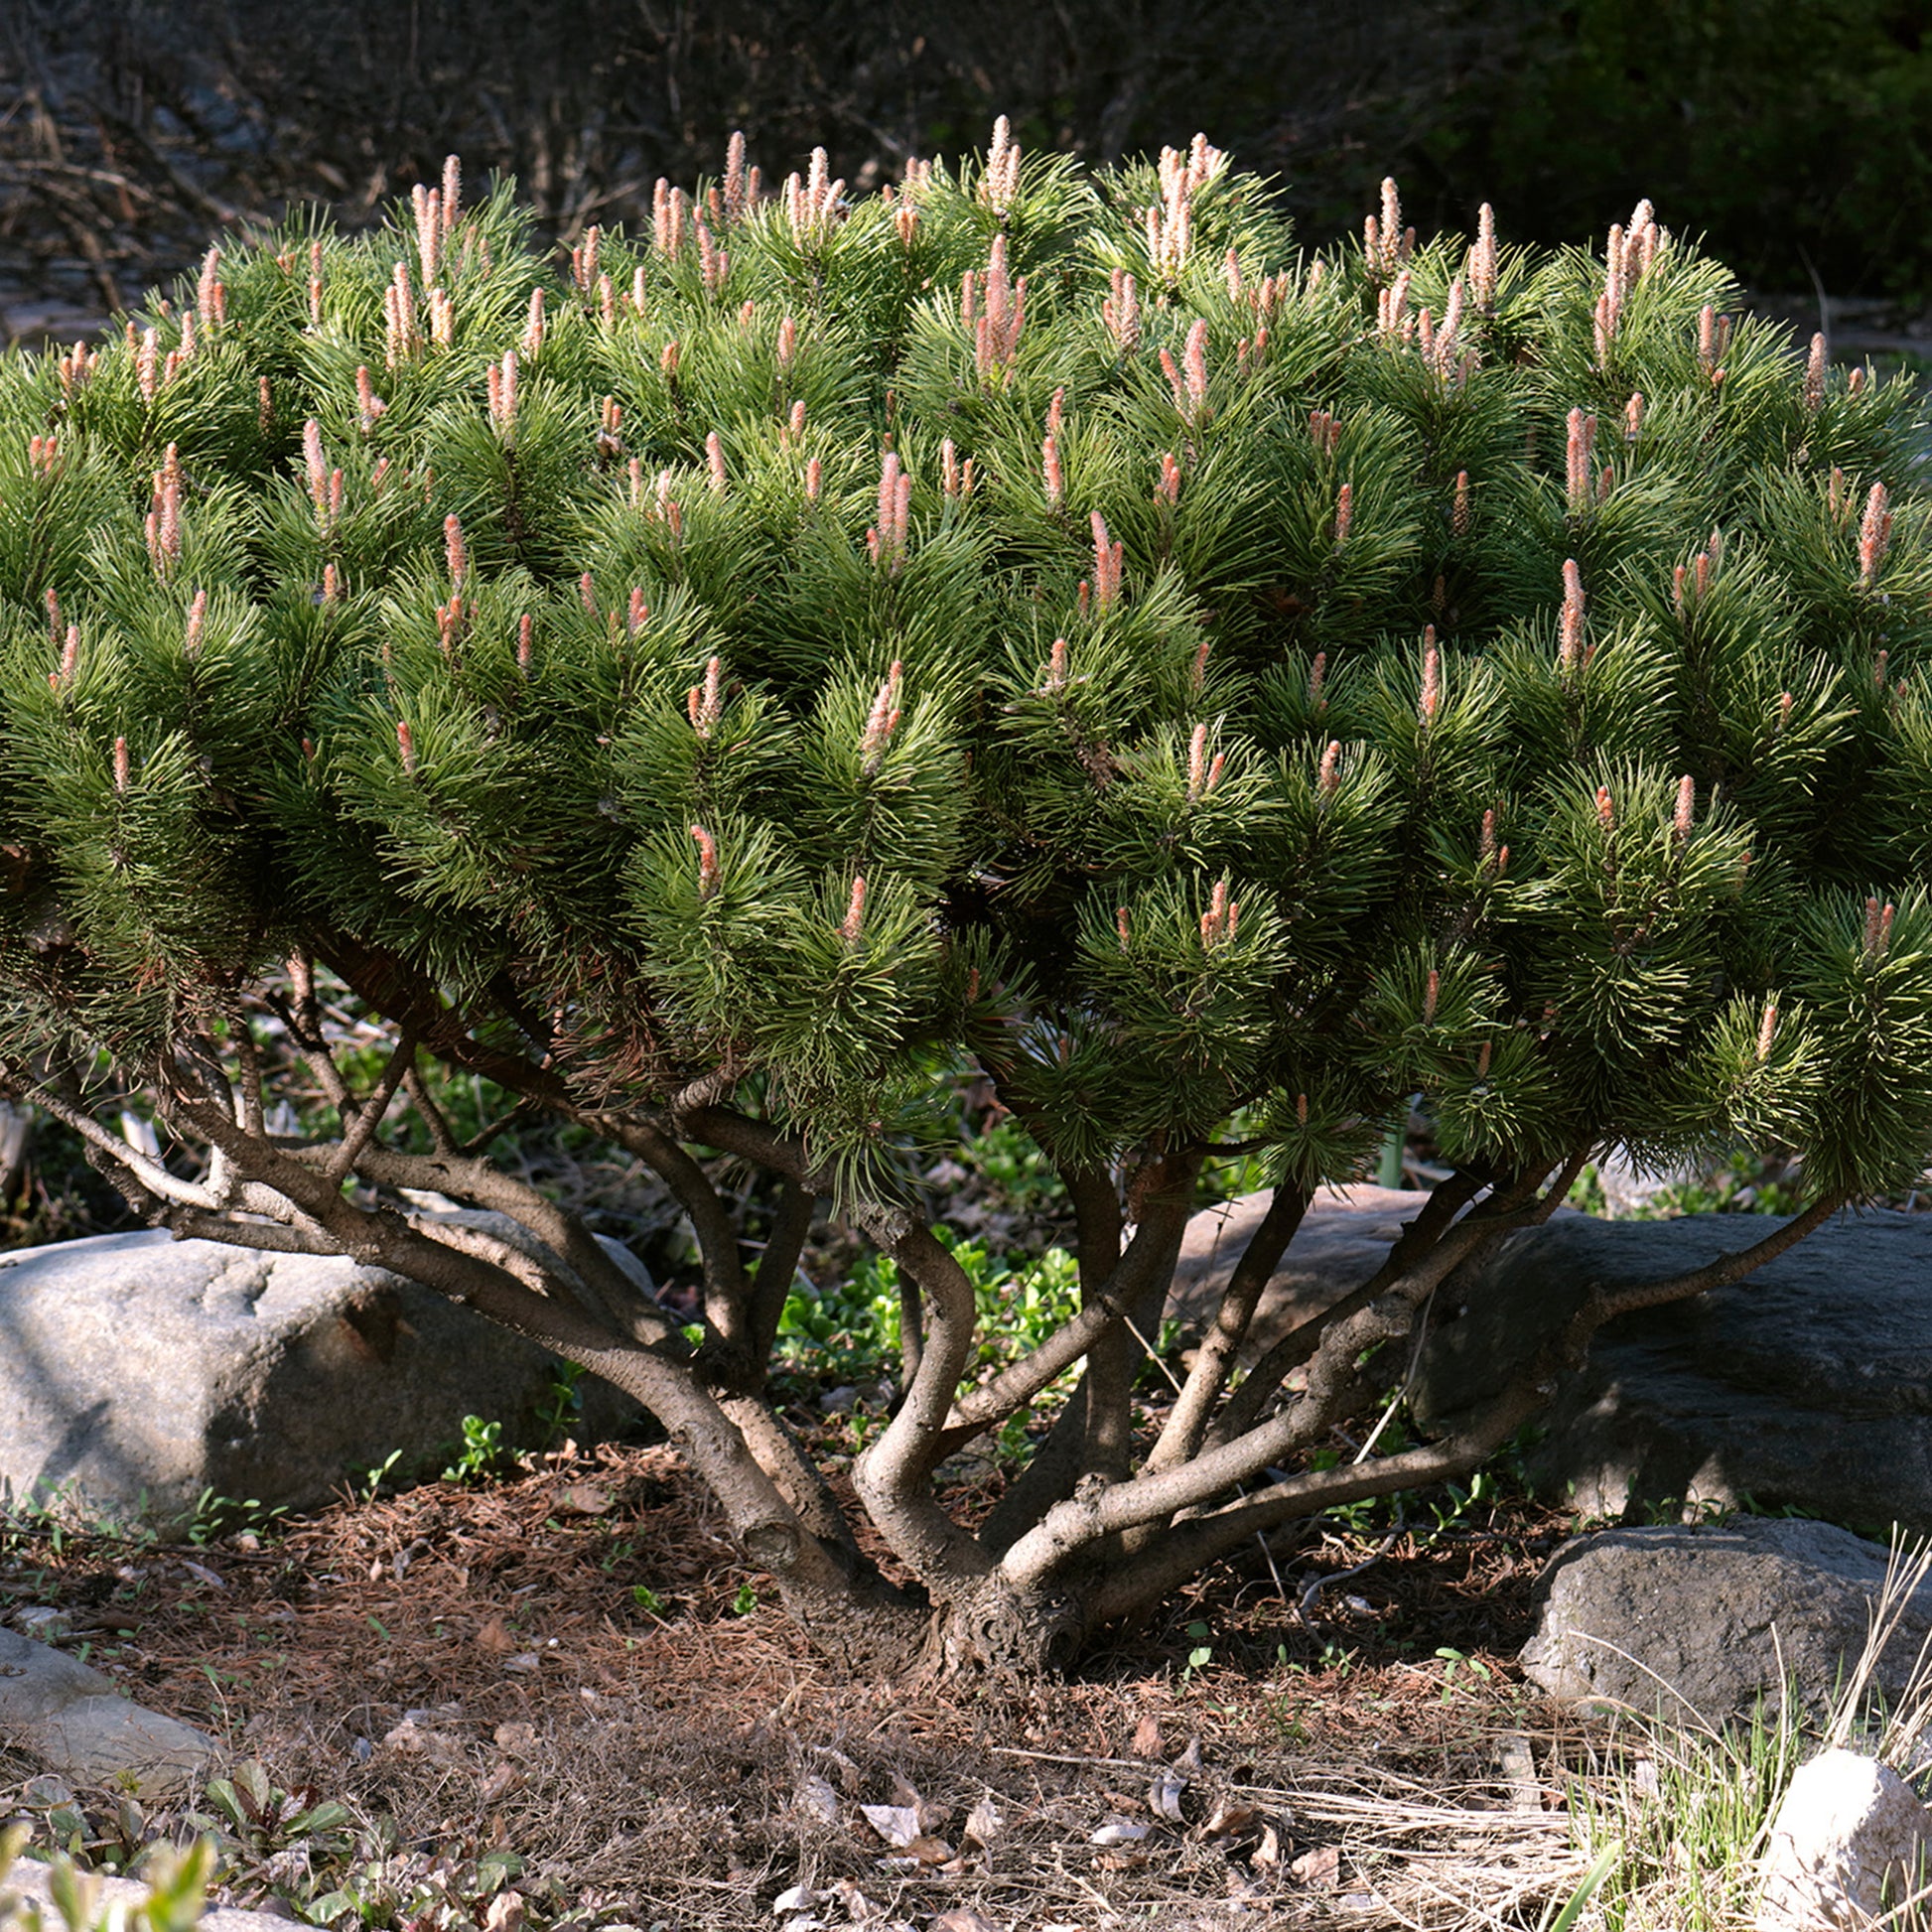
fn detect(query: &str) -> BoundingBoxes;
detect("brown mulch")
[0,1435,1592,1931]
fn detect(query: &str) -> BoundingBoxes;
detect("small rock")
[12,1607,72,1641]
[1756,1750,1932,1931]
[0,1627,215,1795]
[33,1696,216,1795]
[2,1855,294,1932]
[820,1386,860,1415]
[1522,1517,1932,1726]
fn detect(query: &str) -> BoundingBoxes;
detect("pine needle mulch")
[0,1441,1599,1931]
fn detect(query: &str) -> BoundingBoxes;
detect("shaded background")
[5,0,1932,345]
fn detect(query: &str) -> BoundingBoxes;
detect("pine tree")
[3,133,1930,1672]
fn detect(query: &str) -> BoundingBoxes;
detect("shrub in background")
[2,130,1930,1672]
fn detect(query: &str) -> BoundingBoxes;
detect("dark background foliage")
[5,0,1932,330]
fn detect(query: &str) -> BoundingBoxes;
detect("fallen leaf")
[181,1560,226,1589]
[1130,1712,1164,1758]
[1254,1821,1282,1866]
[890,1769,947,1835]
[1175,1733,1204,1774]
[794,1772,841,1825]
[380,1720,466,1765]
[962,1793,1004,1849]
[483,1890,525,1932]
[830,1877,886,1919]
[1089,1819,1149,1847]
[1092,1850,1147,1872]
[475,1616,513,1655]
[901,1834,954,1866]
[493,1721,536,1757]
[860,1803,922,1848]
[1148,1770,1188,1823]
[478,1760,522,1804]
[929,1912,1004,1932]
[502,1651,541,1673]
[771,1882,821,1913]
[557,1481,615,1514]
[1199,1801,1259,1840]
[1291,1843,1340,1887]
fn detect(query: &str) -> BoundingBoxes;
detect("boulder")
[0,1224,644,1528]
[0,1626,215,1794]
[1167,1183,1442,1349]
[1411,1208,1932,1533]
[1520,1517,1932,1725]
[1756,1750,1932,1932]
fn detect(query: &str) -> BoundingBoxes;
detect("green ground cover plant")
[3,127,1931,1674]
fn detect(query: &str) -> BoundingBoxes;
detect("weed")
[359,1449,404,1503]
[440,1416,512,1485]
[1181,1619,1215,1683]
[185,1488,289,1546]
[1434,1645,1494,1704]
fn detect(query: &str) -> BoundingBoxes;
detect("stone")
[1520,1517,1932,1726]
[1756,1749,1932,1931]
[0,1223,643,1529]
[1167,1183,1445,1350]
[0,1625,216,1794]
[1410,1208,1932,1533]
[2,1852,293,1932]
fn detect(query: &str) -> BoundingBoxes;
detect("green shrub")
[2,129,1929,1673]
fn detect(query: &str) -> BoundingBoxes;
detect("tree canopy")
[2,133,1929,1670]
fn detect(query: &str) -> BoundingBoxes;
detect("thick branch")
[344,1143,680,1347]
[997,1286,1414,1587]
[939,1198,1198,1449]
[1204,1166,1518,1449]
[1596,1189,1852,1317]
[601,1116,759,1369]
[1087,1371,1544,1625]
[1143,1180,1312,1477]
[849,1204,993,1590]
[316,933,575,1106]
[1062,1164,1124,1300]
[324,1030,416,1184]
[7,1063,219,1211]
[748,1178,815,1365]
[1083,1155,1198,1479]
[131,1088,887,1627]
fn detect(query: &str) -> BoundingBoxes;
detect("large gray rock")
[0,1225,642,1528]
[1521,1517,1932,1725]
[1412,1208,1932,1533]
[1167,1184,1442,1349]
[0,1626,216,1794]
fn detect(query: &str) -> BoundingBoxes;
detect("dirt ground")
[0,1433,1599,1931]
